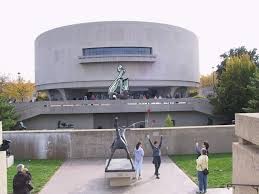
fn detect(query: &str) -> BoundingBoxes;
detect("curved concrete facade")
[35,21,199,99]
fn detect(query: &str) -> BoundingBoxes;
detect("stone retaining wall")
[3,125,236,160]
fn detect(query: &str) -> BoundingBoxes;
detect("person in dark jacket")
[147,134,163,179]
[13,164,32,194]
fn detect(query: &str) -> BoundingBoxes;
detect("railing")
[78,54,157,59]
[227,184,259,193]
[78,54,156,63]
[14,98,213,120]
[15,98,210,110]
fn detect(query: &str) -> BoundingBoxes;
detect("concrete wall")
[23,114,94,130]
[14,98,213,130]
[233,143,259,194]
[233,113,259,194]
[146,111,209,127]
[235,113,259,145]
[0,122,7,194]
[35,21,199,91]
[20,111,211,130]
[23,113,145,130]
[94,113,145,129]
[15,98,213,121]
[3,125,236,160]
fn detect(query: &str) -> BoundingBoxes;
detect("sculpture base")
[109,177,133,187]
[6,155,14,168]
[105,159,135,186]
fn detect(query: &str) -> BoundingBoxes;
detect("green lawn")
[7,160,63,194]
[170,153,232,188]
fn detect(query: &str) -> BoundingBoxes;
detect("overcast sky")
[0,0,258,82]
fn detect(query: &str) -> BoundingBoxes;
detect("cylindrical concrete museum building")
[35,21,199,100]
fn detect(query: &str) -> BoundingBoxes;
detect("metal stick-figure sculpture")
[108,65,129,99]
[105,117,135,172]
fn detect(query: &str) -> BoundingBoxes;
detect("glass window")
[82,47,152,56]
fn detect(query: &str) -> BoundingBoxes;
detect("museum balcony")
[78,54,157,64]
[14,98,213,121]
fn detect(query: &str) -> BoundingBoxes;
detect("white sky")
[0,0,258,82]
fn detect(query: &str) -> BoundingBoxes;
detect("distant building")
[15,21,214,130]
[199,86,215,97]
[35,21,199,100]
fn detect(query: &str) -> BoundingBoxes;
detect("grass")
[170,153,232,188]
[7,160,63,194]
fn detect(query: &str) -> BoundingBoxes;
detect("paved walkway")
[40,157,232,194]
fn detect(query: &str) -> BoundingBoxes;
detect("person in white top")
[134,142,144,180]
[196,148,209,194]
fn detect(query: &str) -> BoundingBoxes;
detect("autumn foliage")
[0,75,35,102]
[0,74,35,130]
[200,73,217,88]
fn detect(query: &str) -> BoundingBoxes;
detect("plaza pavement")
[40,157,232,194]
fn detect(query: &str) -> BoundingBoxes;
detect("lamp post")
[17,72,21,83]
[212,67,215,91]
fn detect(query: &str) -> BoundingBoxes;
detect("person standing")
[13,164,33,194]
[196,148,209,194]
[134,142,144,180]
[147,134,163,179]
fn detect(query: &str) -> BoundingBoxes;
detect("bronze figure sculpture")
[105,117,135,172]
[108,65,129,99]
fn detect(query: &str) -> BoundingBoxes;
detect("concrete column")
[170,87,177,97]
[233,113,259,194]
[0,121,7,194]
[57,89,67,100]
[47,90,52,101]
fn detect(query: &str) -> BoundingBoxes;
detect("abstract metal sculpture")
[0,139,11,156]
[19,121,27,130]
[57,121,74,128]
[108,65,129,99]
[105,117,135,172]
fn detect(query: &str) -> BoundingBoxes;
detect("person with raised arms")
[147,134,163,179]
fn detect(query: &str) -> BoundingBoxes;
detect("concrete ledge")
[109,177,132,187]
[105,171,135,178]
[233,143,259,185]
[0,122,2,141]
[0,151,7,194]
[3,125,236,159]
[3,125,235,133]
[235,113,259,145]
[6,155,14,168]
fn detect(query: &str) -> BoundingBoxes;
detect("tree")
[188,88,199,97]
[243,70,259,112]
[211,54,256,119]
[2,77,35,102]
[200,72,217,88]
[0,74,10,94]
[0,96,19,130]
[217,46,259,79]
[36,91,49,101]
[165,114,174,127]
